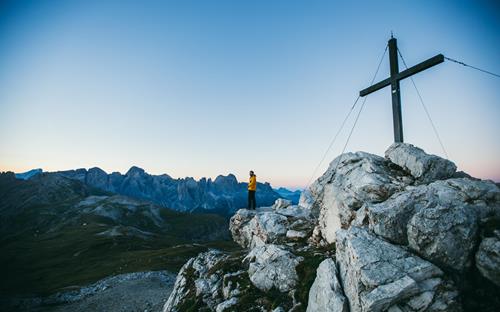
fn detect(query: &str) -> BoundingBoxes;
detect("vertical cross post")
[359,37,444,143]
[389,37,404,143]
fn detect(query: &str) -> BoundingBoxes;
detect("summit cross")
[359,36,444,143]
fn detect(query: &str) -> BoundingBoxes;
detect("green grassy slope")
[0,172,239,297]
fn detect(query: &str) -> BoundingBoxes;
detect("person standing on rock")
[248,170,257,210]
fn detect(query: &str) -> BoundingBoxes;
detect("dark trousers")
[248,190,256,210]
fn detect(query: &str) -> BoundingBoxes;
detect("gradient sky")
[0,0,499,189]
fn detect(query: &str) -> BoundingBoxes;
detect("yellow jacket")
[248,175,257,191]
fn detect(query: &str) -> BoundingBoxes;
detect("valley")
[0,172,239,310]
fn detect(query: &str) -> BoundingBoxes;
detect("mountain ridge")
[0,171,235,301]
[42,166,282,215]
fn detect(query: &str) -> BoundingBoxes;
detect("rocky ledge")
[162,143,500,312]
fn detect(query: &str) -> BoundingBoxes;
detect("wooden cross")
[359,36,444,143]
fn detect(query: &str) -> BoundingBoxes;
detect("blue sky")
[0,0,499,188]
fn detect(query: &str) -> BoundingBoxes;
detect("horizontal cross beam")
[360,54,444,97]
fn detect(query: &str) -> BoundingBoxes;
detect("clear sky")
[0,0,499,189]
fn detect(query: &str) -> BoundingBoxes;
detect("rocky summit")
[162,143,500,312]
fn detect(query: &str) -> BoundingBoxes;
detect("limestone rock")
[298,189,316,213]
[310,151,409,243]
[229,200,315,249]
[407,201,478,272]
[228,209,259,248]
[476,231,500,286]
[273,198,292,210]
[306,258,348,312]
[385,143,457,184]
[215,297,238,312]
[244,244,303,292]
[163,250,228,312]
[336,227,460,312]
[286,230,307,240]
[368,178,499,272]
[165,144,499,311]
[229,209,287,248]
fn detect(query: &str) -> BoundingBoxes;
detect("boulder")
[475,231,500,286]
[310,151,409,244]
[229,209,288,248]
[215,297,238,312]
[368,178,499,272]
[368,188,426,245]
[229,201,315,249]
[385,143,457,184]
[298,189,316,213]
[407,202,478,272]
[306,258,348,312]
[273,198,292,210]
[244,244,303,292]
[229,209,259,248]
[286,230,307,240]
[163,250,228,312]
[336,227,460,312]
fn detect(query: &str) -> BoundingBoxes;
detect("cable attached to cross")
[303,39,499,190]
[304,44,388,189]
[444,56,500,79]
[397,48,450,159]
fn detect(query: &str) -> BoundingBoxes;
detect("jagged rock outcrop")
[273,198,293,210]
[229,209,288,248]
[163,250,229,312]
[162,244,313,312]
[306,258,348,312]
[336,227,460,312]
[230,201,315,249]
[298,189,315,213]
[245,244,303,292]
[385,143,457,184]
[475,230,500,286]
[164,198,323,311]
[163,143,500,312]
[368,178,499,272]
[308,151,410,244]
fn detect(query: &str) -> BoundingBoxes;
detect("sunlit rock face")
[385,143,457,184]
[306,258,348,312]
[244,244,303,292]
[336,226,460,312]
[229,200,315,249]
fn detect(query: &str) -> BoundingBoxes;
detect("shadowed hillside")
[0,172,238,298]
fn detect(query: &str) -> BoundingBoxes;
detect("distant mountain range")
[14,168,42,180]
[274,187,302,204]
[14,167,286,215]
[1,168,293,303]
[0,171,233,298]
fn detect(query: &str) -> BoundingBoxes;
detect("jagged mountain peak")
[214,173,238,185]
[126,166,146,176]
[50,167,280,214]
[14,168,43,180]
[88,167,106,174]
